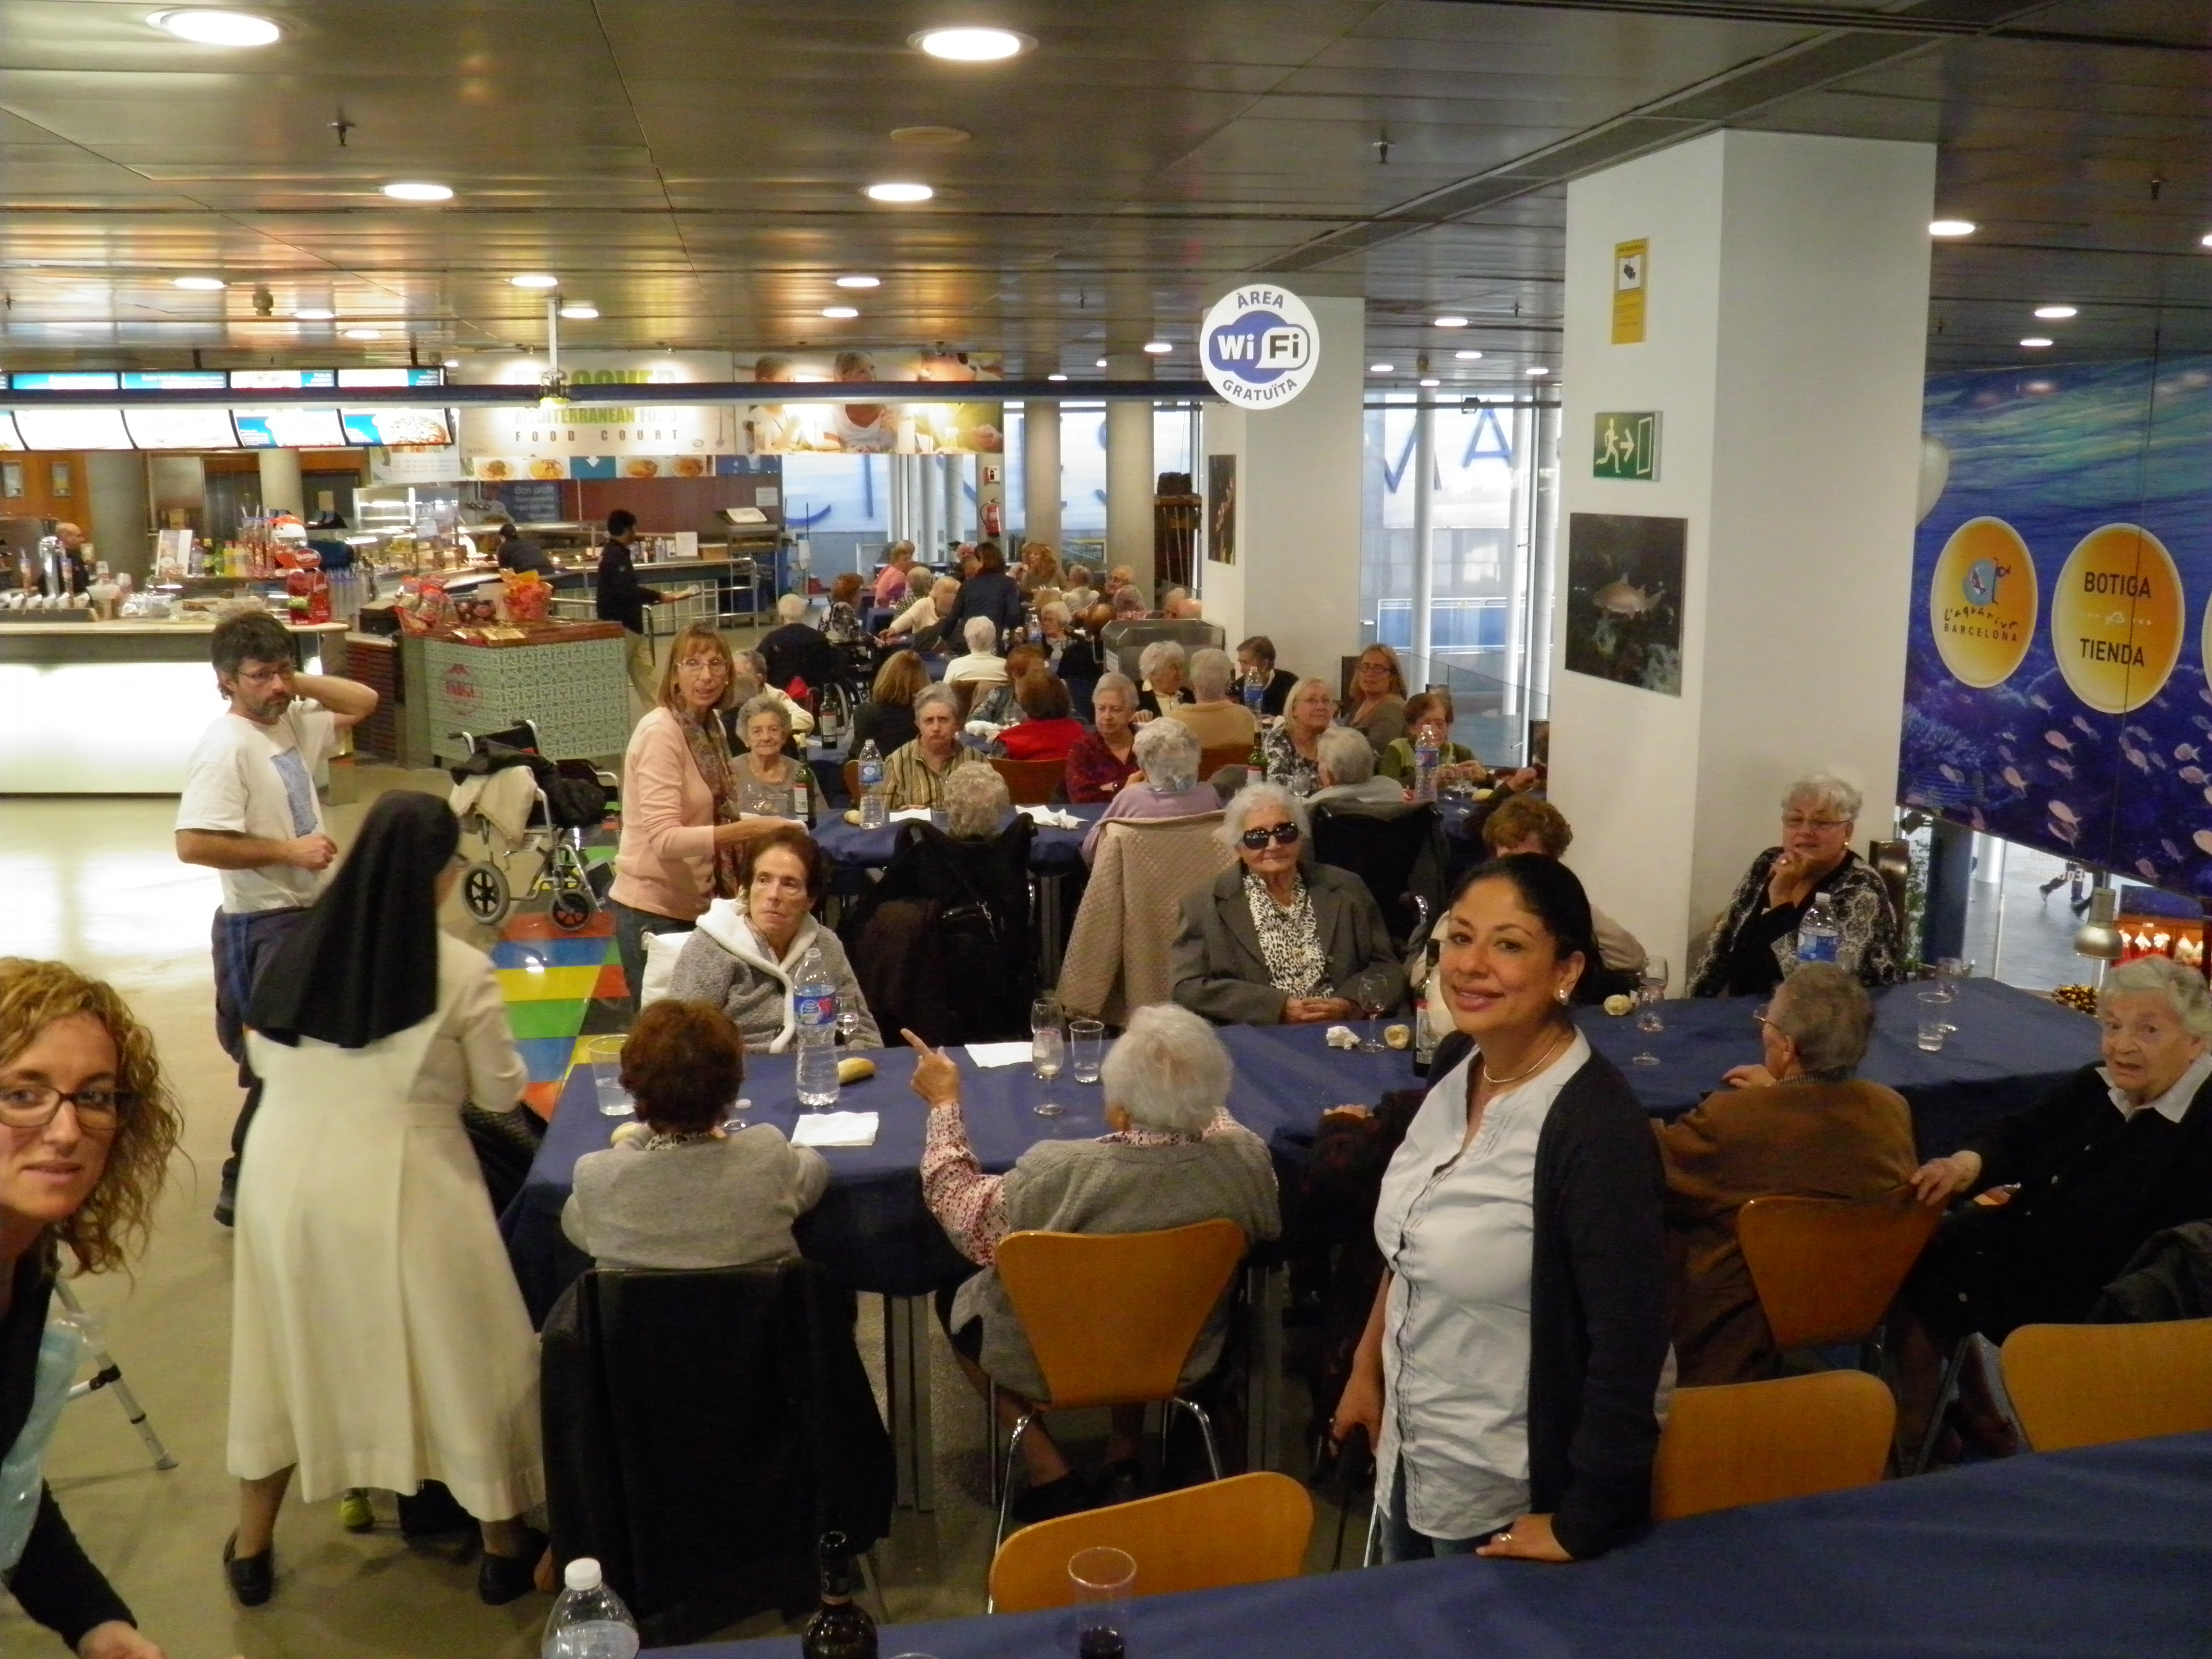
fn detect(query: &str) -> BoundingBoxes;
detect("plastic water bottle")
[856,740,887,829]
[794,944,841,1109]
[1243,667,1265,715]
[1796,889,1841,966]
[543,1558,639,1659]
[1411,731,1441,803]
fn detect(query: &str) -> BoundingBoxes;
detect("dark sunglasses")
[1240,822,1302,851]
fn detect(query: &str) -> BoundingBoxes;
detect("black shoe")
[224,1531,273,1607]
[1011,1472,1089,1526]
[478,1525,548,1606]
[214,1162,238,1228]
[1094,1459,1145,1509]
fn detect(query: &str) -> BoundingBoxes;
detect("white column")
[1023,400,1062,549]
[1548,129,1934,974]
[1104,354,1155,597]
[1410,400,1436,681]
[256,448,304,518]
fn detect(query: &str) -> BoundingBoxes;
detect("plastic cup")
[1068,1546,1134,1658]
[585,1035,631,1115]
[1070,1019,1105,1084]
[1915,991,1948,1052]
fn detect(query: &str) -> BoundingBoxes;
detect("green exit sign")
[1593,411,1660,480]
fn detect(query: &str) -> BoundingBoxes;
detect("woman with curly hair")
[0,957,184,1659]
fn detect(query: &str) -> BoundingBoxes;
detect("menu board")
[230,368,339,389]
[337,367,446,388]
[12,408,133,450]
[0,413,22,451]
[122,408,240,449]
[340,408,453,447]
[120,370,229,391]
[7,371,120,391]
[234,408,347,448]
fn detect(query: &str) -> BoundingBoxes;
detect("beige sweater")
[1059,811,1234,1023]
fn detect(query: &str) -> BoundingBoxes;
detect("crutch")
[55,1280,178,1471]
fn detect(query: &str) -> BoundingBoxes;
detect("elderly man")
[1162,587,1204,621]
[1167,647,1259,753]
[757,591,841,694]
[731,649,816,736]
[1654,964,1917,1383]
[883,685,979,810]
[52,521,91,595]
[916,1002,1280,1520]
[1306,727,1407,811]
[1235,636,1299,718]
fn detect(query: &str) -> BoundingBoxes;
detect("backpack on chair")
[839,817,1036,1045]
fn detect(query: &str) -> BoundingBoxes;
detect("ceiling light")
[1929,219,1977,238]
[865,182,934,204]
[890,124,972,147]
[443,358,460,368]
[1368,363,1394,373]
[1454,349,1484,361]
[558,304,599,320]
[912,27,1032,61]
[382,181,452,202]
[2201,233,2212,249]
[172,275,226,290]
[1418,377,1441,388]
[1095,357,1109,368]
[510,272,559,289]
[2033,304,2077,320]
[2020,336,2053,349]
[1046,373,1068,381]
[291,306,336,320]
[150,9,281,46]
[1143,340,1172,354]
[1433,315,1469,328]
[1525,366,1551,376]
[343,327,382,339]
[821,305,860,319]
[835,275,880,289]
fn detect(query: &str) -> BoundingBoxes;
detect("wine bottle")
[801,1531,876,1659]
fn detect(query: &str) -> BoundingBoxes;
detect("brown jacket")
[1654,1078,1916,1385]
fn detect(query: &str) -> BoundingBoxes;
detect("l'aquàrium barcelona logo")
[1930,516,2037,689]
[1201,286,1321,409]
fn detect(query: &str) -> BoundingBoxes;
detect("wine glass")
[836,1007,861,1048]
[1631,956,1669,1068]
[1350,967,1393,1053]
[1031,995,1065,1118]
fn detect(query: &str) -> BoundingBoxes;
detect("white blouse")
[1372,1031,1590,1540]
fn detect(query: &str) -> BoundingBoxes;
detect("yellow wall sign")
[1611,240,1647,345]
[1930,516,2037,689]
[2051,523,2183,714]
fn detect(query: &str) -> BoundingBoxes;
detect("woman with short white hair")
[1065,672,1142,803]
[939,762,1012,840]
[914,1003,1280,1522]
[1167,646,1260,754]
[1135,640,1193,722]
[1262,677,1337,796]
[1688,771,1901,997]
[942,614,1010,688]
[1081,717,1219,863]
[882,574,962,654]
[1172,782,1403,1025]
[1308,726,1408,811]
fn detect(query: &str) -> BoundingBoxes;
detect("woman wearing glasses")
[1172,783,1403,1025]
[0,959,184,1659]
[1687,772,1902,997]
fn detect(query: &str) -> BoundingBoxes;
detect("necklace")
[1480,1023,1570,1088]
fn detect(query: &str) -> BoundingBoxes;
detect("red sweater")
[996,717,1085,763]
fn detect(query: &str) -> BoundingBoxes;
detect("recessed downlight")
[1418,377,1441,388]
[382,181,452,202]
[1046,372,1068,381]
[343,327,382,339]
[1368,363,1394,373]
[443,358,460,368]
[172,275,226,290]
[510,272,559,289]
[2020,336,2054,349]
[822,305,860,319]
[912,27,1033,61]
[558,303,599,320]
[1929,219,1977,238]
[865,182,934,203]
[1433,315,1469,329]
[1453,349,1484,361]
[1094,357,1108,368]
[1142,340,1172,354]
[150,9,280,46]
[834,275,881,289]
[1525,365,1551,377]
[2033,304,2077,320]
[291,306,337,320]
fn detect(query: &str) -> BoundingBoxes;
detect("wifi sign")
[1201,286,1322,409]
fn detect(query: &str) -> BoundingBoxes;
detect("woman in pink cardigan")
[608,625,778,1011]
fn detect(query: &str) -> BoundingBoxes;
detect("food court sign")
[1201,286,1320,409]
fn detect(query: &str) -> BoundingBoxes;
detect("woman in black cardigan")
[1332,855,1668,1563]
[0,959,184,1658]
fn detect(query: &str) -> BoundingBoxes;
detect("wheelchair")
[450,719,618,932]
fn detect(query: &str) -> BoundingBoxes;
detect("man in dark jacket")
[496,519,555,576]
[594,509,662,701]
[950,541,1024,647]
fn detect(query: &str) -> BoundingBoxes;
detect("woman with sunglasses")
[1172,783,1402,1026]
[0,958,184,1659]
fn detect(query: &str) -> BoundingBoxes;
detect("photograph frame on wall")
[2,462,22,500]
[1563,511,1686,696]
[50,461,71,498]
[1207,453,1237,565]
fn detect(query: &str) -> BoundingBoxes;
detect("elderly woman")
[1346,644,1409,754]
[1062,564,1098,613]
[1134,639,1194,721]
[1172,783,1403,1025]
[1378,690,1485,788]
[942,614,1010,689]
[733,692,828,822]
[1688,773,1901,997]
[882,574,962,653]
[1065,672,1142,803]
[938,762,1014,840]
[1308,726,1409,811]
[1017,541,1062,594]
[664,824,882,1053]
[966,644,1046,731]
[1,959,185,1659]
[1655,964,1916,1384]
[1333,856,1668,1563]
[883,685,981,810]
[820,571,869,647]
[1261,676,1337,796]
[916,1003,1280,1521]
[1168,646,1260,753]
[852,648,927,757]
[872,541,919,610]
[562,1000,828,1271]
[1482,795,1647,982]
[1037,600,1098,681]
[1082,718,1220,863]
[991,671,1086,763]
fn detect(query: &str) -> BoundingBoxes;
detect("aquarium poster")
[1899,356,2212,892]
[1564,512,1686,696]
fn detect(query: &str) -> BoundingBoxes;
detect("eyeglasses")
[0,1085,135,1132]
[677,657,728,675]
[1240,822,1302,850]
[1751,1005,1784,1033]
[1780,814,1847,832]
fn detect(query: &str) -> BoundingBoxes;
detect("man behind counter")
[594,509,663,701]
[496,518,555,576]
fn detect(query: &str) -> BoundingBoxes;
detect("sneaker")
[339,1489,375,1533]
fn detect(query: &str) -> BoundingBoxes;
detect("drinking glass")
[1070,1018,1105,1084]
[837,1007,862,1048]
[1916,990,1949,1052]
[1031,996,1065,1118]
[585,1035,631,1115]
[1631,956,1669,1068]
[722,1095,753,1133]
[1068,1546,1135,1659]
[1349,967,1393,1053]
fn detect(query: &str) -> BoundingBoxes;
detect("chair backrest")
[1998,1318,2212,1452]
[1866,837,1911,922]
[1198,741,1251,779]
[995,1220,1247,1409]
[1310,802,1441,945]
[987,1472,1311,1613]
[841,759,861,805]
[990,755,1064,804]
[1057,812,1233,1022]
[1736,1195,1939,1352]
[1651,1371,1895,1521]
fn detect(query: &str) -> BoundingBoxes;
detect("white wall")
[1552,131,1933,973]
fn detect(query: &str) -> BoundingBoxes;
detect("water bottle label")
[1797,928,1840,965]
[796,987,837,1028]
[859,760,884,789]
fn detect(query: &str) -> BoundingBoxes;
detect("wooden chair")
[989,755,1064,805]
[1998,1318,2212,1452]
[1736,1195,1940,1371]
[988,1472,1311,1614]
[1198,741,1252,780]
[1651,1371,1895,1521]
[989,1220,1248,1557]
[841,759,862,806]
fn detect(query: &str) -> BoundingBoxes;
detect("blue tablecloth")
[811,804,1103,875]
[660,1433,2212,1658]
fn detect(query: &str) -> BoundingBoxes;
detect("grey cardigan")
[1172,863,1406,1025]
[561,1126,830,1271]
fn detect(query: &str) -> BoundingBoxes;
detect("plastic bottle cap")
[564,1558,604,1592]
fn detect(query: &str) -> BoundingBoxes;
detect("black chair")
[540,1260,894,1647]
[1310,802,1445,952]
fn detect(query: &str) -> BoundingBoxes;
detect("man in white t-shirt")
[176,610,377,1224]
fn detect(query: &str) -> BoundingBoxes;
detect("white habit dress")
[227,932,545,1520]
